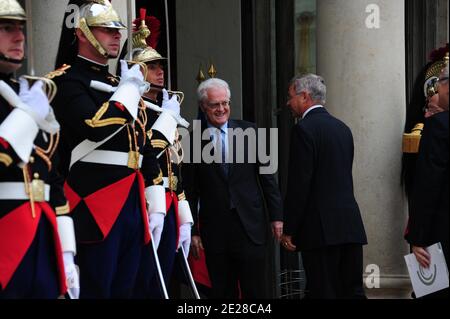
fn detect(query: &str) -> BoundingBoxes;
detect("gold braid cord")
[45,65,71,79]
[135,99,148,145]
[22,165,36,218]
[153,170,163,185]
[34,132,60,171]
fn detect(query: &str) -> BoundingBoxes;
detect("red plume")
[429,43,449,62]
[133,8,161,50]
[140,8,146,21]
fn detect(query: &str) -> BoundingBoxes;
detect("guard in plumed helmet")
[402,45,449,198]
[129,10,194,298]
[52,0,182,298]
[0,0,78,299]
[402,45,448,256]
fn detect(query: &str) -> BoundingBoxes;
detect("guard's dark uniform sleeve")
[283,124,315,236]
[140,104,180,188]
[164,132,189,202]
[140,128,169,187]
[406,113,449,247]
[175,162,187,202]
[53,79,132,143]
[48,150,70,216]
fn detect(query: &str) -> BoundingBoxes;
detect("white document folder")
[404,243,449,298]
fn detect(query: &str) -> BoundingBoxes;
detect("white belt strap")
[0,182,50,201]
[70,125,126,169]
[79,150,143,168]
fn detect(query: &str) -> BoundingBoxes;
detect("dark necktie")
[219,129,229,176]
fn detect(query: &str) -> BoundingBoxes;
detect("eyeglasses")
[206,100,231,109]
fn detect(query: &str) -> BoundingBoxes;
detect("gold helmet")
[132,45,167,65]
[77,0,126,57]
[0,0,26,21]
[131,13,166,64]
[0,0,26,64]
[423,45,449,98]
[78,0,126,29]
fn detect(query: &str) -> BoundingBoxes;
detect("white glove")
[18,79,50,122]
[149,212,165,249]
[40,107,61,135]
[119,60,149,95]
[178,223,192,257]
[17,78,60,134]
[161,89,180,116]
[63,252,80,299]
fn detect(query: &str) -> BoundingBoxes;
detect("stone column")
[316,0,410,289]
[176,0,243,122]
[28,0,68,75]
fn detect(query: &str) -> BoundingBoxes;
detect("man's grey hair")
[197,78,231,103]
[290,73,327,104]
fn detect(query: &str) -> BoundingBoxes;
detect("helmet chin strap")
[79,18,109,58]
[0,53,24,65]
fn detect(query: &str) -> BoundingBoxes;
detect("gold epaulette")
[45,64,71,79]
[402,123,423,153]
[0,152,13,167]
[85,102,127,128]
[55,202,70,215]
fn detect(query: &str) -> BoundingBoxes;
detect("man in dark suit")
[184,78,283,298]
[282,74,367,299]
[405,65,448,299]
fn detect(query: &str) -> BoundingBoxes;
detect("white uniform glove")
[119,60,149,95]
[63,252,80,299]
[161,89,180,116]
[178,223,192,257]
[18,79,50,122]
[149,212,165,249]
